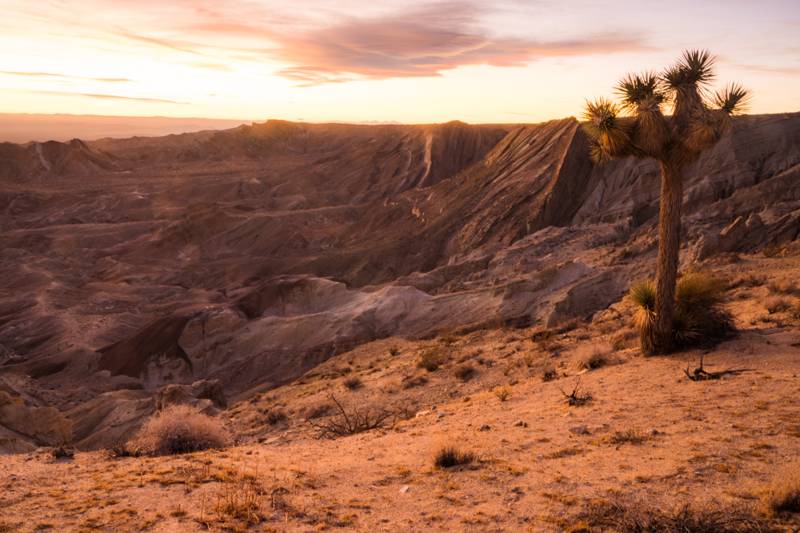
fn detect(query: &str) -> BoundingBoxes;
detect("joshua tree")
[584,50,748,354]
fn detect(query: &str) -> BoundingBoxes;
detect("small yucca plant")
[673,273,733,348]
[629,280,657,354]
[629,273,732,354]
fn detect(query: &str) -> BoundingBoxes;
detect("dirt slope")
[1,252,799,531]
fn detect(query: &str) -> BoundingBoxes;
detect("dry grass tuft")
[454,364,476,382]
[211,472,267,527]
[767,280,800,296]
[343,376,363,390]
[401,374,428,389]
[608,429,650,446]
[573,342,614,371]
[734,274,767,288]
[493,386,512,402]
[434,446,476,469]
[264,408,287,425]
[761,462,800,516]
[765,296,792,314]
[129,405,230,456]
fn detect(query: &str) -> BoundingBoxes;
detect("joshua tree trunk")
[652,161,683,353]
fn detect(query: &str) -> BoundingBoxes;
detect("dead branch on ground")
[307,395,393,439]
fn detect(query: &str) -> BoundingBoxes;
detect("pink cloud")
[97,2,648,86]
[263,3,648,85]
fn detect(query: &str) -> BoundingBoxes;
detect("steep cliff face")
[1,113,799,450]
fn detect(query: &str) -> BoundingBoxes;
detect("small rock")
[399,485,410,494]
[478,424,491,431]
[514,420,529,428]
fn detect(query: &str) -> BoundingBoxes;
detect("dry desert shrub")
[129,405,230,456]
[264,408,287,425]
[573,342,614,371]
[454,364,476,382]
[541,364,557,382]
[343,376,363,390]
[433,446,475,469]
[630,273,733,354]
[417,348,446,372]
[560,379,592,407]
[493,386,511,402]
[572,497,775,532]
[765,296,792,314]
[401,374,428,389]
[50,445,75,460]
[767,280,800,296]
[761,462,800,516]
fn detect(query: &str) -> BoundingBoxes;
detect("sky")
[1,0,799,124]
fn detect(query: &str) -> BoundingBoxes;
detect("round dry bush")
[130,405,231,456]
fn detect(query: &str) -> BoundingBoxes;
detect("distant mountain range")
[0,113,249,143]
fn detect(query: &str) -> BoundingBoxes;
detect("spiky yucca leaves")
[629,274,733,354]
[583,99,634,162]
[630,280,656,310]
[616,72,663,111]
[714,83,750,115]
[629,281,657,354]
[663,49,716,90]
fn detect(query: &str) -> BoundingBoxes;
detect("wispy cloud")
[737,64,800,76]
[25,89,185,104]
[0,71,132,83]
[114,30,207,55]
